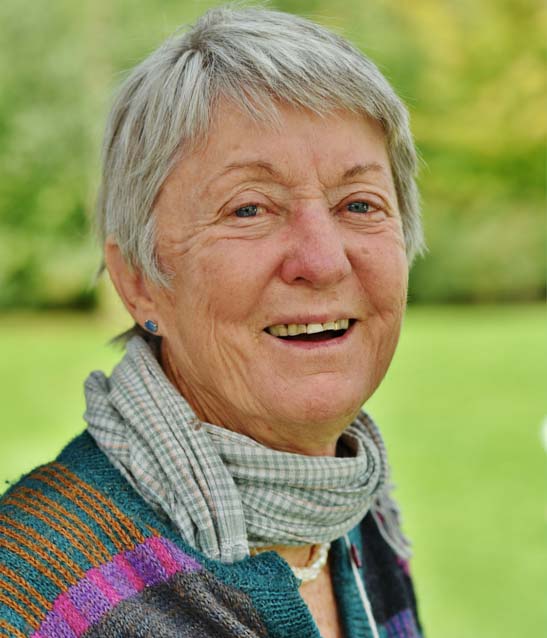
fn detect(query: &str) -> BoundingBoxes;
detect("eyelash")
[232,199,381,218]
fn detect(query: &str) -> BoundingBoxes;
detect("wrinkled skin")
[106,102,408,456]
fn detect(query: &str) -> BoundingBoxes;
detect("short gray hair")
[97,5,424,287]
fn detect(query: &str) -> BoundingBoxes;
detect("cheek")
[355,236,408,311]
[359,237,407,376]
[167,239,278,331]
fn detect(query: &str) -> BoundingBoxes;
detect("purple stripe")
[403,608,413,634]
[101,554,142,597]
[69,578,111,623]
[87,567,122,604]
[33,536,203,638]
[395,612,404,635]
[156,536,202,573]
[33,611,77,638]
[384,609,419,637]
[124,540,168,586]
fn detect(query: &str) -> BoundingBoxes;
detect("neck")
[256,543,316,568]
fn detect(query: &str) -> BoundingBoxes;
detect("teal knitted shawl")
[0,433,423,637]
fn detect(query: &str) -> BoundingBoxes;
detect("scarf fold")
[85,336,411,563]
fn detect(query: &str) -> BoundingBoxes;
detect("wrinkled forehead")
[170,99,392,184]
[154,100,395,214]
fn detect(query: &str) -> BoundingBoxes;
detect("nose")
[279,205,352,288]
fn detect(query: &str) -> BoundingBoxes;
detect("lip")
[263,319,358,350]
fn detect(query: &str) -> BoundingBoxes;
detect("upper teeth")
[267,319,350,337]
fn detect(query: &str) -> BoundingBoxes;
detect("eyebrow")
[341,162,386,180]
[218,160,387,183]
[219,161,282,180]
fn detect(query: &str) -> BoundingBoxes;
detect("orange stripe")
[55,464,145,545]
[0,619,28,638]
[37,464,144,550]
[0,536,66,590]
[5,493,105,567]
[33,470,126,553]
[19,487,111,563]
[0,577,42,625]
[0,519,81,584]
[146,523,162,537]
[0,514,83,580]
[0,564,50,611]
[0,591,38,630]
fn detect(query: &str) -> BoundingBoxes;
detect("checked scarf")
[85,336,411,563]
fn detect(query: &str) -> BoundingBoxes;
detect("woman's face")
[147,103,408,455]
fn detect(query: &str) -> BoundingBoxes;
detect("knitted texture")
[0,433,423,638]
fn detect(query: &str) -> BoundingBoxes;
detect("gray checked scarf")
[85,336,411,563]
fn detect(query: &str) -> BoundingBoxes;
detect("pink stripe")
[113,553,145,592]
[52,593,89,635]
[87,567,122,605]
[34,536,203,638]
[148,536,180,577]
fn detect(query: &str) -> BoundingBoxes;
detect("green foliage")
[0,0,544,307]
[1,305,545,635]
[0,0,97,308]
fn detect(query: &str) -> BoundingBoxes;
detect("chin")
[281,383,366,431]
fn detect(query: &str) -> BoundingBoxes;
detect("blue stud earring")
[144,319,158,334]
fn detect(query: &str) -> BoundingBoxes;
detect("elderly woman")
[0,6,424,638]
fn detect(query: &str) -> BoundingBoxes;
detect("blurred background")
[0,0,544,635]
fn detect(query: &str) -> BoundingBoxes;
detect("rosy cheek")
[355,240,407,307]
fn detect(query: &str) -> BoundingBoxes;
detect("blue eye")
[347,201,370,214]
[235,205,258,218]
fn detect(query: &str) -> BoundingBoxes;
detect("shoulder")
[0,433,150,635]
[0,432,153,566]
[0,434,268,637]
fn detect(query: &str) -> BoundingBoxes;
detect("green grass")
[366,304,546,637]
[0,305,545,636]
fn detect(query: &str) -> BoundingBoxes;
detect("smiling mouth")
[264,319,356,342]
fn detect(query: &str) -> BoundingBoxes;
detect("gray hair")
[97,5,424,289]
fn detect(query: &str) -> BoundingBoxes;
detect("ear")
[104,237,162,330]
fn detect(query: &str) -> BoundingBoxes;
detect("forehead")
[162,101,393,199]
